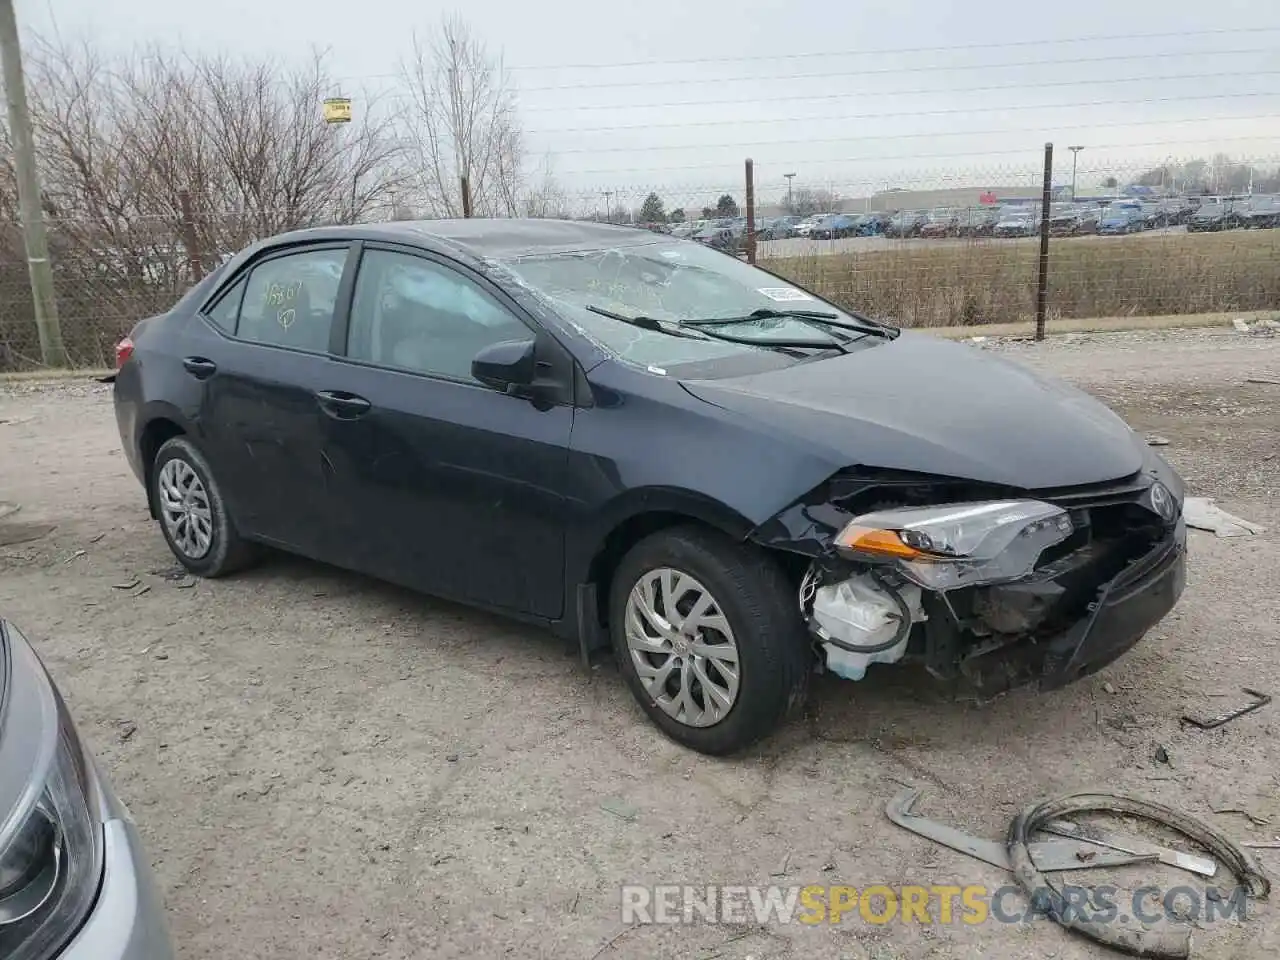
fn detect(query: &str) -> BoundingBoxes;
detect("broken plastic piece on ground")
[1183,496,1265,537]
[810,573,925,680]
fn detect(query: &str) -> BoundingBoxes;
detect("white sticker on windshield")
[647,365,668,376]
[757,287,814,302]
[659,251,684,260]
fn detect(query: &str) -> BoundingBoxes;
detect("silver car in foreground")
[1,619,173,960]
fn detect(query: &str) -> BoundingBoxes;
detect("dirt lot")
[1,326,1278,960]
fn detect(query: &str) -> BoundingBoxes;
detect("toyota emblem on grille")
[1150,482,1175,521]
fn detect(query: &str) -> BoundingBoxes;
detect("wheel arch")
[137,408,189,518]
[569,488,769,661]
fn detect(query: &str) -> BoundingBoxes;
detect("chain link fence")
[2,151,1278,370]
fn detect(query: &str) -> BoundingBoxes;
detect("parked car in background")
[693,218,740,249]
[854,213,891,236]
[1048,204,1080,237]
[112,218,1189,755]
[993,208,1038,238]
[1097,203,1146,236]
[1186,197,1245,232]
[956,206,1002,238]
[1,617,174,959]
[918,210,960,238]
[1241,195,1280,229]
[756,216,803,240]
[793,214,827,238]
[808,213,858,240]
[1070,206,1103,235]
[885,210,927,238]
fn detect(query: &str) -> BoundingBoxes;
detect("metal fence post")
[0,0,68,367]
[745,158,757,264]
[1036,142,1053,342]
[460,176,473,218]
[177,190,205,281]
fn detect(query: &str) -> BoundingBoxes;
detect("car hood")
[680,333,1144,489]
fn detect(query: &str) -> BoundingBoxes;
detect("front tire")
[608,526,810,755]
[151,436,256,577]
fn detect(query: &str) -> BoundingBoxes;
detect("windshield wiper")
[682,308,897,339]
[586,304,848,354]
[586,304,706,340]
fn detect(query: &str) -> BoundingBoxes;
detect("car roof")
[255,218,668,262]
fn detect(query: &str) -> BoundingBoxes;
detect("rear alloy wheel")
[151,436,255,577]
[609,526,810,755]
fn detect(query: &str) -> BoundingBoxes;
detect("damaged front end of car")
[751,454,1188,698]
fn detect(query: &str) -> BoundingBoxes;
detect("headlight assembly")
[834,500,1074,591]
[0,625,104,960]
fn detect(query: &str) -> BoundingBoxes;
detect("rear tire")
[608,526,810,755]
[151,436,256,578]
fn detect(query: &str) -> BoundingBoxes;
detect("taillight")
[115,337,134,369]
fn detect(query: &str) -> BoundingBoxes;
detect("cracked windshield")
[499,240,861,370]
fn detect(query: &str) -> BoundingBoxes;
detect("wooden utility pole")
[0,0,68,366]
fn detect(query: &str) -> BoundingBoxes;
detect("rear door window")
[236,247,349,354]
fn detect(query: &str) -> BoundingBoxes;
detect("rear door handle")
[315,390,371,419]
[182,356,217,379]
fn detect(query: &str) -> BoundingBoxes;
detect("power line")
[525,91,1279,135]
[512,47,1276,93]
[516,69,1280,113]
[553,135,1278,175]
[547,113,1280,154]
[336,26,1280,78]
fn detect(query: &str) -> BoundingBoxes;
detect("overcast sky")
[19,0,1280,205]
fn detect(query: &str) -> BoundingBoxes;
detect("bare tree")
[0,36,404,367]
[522,154,573,219]
[397,16,522,218]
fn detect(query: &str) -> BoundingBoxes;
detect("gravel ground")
[1,327,1278,960]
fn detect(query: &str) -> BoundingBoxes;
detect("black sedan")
[113,220,1187,754]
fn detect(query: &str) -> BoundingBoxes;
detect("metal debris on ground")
[1211,807,1272,827]
[1181,688,1271,730]
[885,789,1154,873]
[599,798,639,822]
[112,578,141,590]
[131,584,152,598]
[62,549,87,563]
[1007,792,1270,959]
[1145,435,1170,446]
[1040,818,1217,877]
[89,532,106,543]
[1183,497,1265,537]
[1246,377,1280,386]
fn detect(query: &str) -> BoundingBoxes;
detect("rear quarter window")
[203,277,247,333]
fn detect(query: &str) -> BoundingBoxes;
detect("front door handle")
[315,390,371,419]
[182,356,217,379]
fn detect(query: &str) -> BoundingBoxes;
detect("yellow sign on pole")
[322,97,352,124]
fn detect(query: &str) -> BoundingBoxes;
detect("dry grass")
[763,230,1280,328]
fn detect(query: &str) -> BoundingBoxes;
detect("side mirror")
[472,338,537,393]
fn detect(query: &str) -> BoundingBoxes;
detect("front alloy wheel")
[624,568,741,727]
[609,526,810,755]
